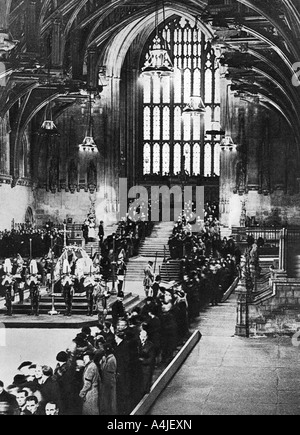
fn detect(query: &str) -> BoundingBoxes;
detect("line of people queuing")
[0,279,192,416]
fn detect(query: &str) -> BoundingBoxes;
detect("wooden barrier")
[222,277,239,303]
[130,330,202,416]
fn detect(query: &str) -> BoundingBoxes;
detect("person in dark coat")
[35,366,62,414]
[100,344,117,415]
[99,221,105,247]
[111,292,127,329]
[160,303,178,363]
[0,380,18,415]
[114,332,131,415]
[146,306,162,360]
[138,326,156,395]
[54,351,77,415]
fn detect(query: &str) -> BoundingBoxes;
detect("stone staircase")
[124,222,174,283]
[84,241,100,257]
[159,260,182,282]
[138,222,174,258]
[1,291,140,317]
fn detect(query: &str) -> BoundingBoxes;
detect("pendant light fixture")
[79,92,98,153]
[141,0,174,78]
[182,95,206,116]
[39,62,59,137]
[39,102,59,136]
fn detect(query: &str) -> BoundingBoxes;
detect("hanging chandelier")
[221,135,237,147]
[182,96,206,116]
[79,92,98,153]
[141,0,174,78]
[39,62,59,137]
[39,102,59,137]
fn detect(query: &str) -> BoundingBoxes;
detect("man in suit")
[111,291,127,330]
[15,389,31,415]
[98,221,105,247]
[114,332,131,415]
[138,327,156,395]
[25,395,42,415]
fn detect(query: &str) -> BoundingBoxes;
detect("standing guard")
[13,254,25,304]
[93,276,111,323]
[61,260,74,317]
[84,273,96,317]
[3,259,14,317]
[27,260,41,316]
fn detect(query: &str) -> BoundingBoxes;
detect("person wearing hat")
[84,274,96,317]
[111,291,127,330]
[54,351,77,415]
[79,351,100,415]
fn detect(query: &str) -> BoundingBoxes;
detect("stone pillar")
[219,141,239,227]
[247,105,260,191]
[26,0,38,54]
[235,256,253,337]
[71,28,82,80]
[0,112,10,177]
[0,0,8,29]
[51,18,63,68]
[87,46,98,91]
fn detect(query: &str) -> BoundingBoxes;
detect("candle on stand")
[29,239,32,260]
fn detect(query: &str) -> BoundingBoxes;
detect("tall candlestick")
[29,239,32,260]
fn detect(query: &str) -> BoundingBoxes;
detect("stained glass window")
[214,143,221,176]
[142,16,220,177]
[184,144,191,174]
[193,144,201,176]
[144,144,151,174]
[204,144,212,177]
[163,144,170,175]
[153,144,161,174]
[174,144,181,175]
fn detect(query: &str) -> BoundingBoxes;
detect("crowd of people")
[0,223,66,259]
[0,201,243,415]
[0,277,194,416]
[167,204,240,309]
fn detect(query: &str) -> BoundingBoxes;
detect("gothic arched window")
[141,17,220,177]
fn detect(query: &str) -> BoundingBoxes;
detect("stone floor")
[150,294,300,416]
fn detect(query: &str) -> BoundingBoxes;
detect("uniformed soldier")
[84,274,96,316]
[27,260,41,316]
[13,254,25,304]
[93,276,110,323]
[61,260,74,317]
[3,259,14,316]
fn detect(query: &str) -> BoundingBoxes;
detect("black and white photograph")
[0,0,300,418]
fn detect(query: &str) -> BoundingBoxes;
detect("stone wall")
[33,188,118,227]
[219,82,300,229]
[249,279,300,335]
[0,184,34,230]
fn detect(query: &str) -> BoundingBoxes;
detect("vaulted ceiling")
[2,0,300,159]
